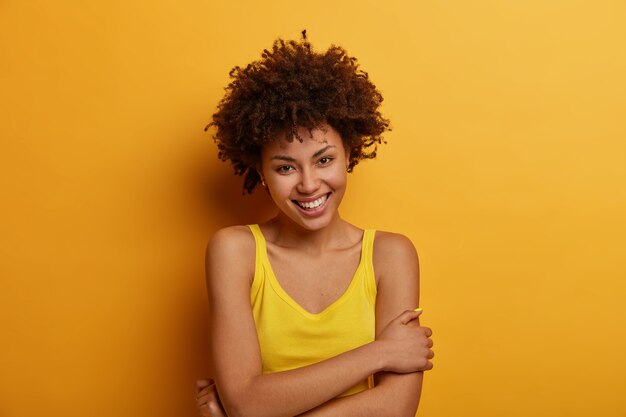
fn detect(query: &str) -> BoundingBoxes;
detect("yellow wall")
[1,1,625,416]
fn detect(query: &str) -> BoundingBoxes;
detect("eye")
[318,156,334,165]
[276,165,294,174]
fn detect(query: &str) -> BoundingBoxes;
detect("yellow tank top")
[248,224,377,397]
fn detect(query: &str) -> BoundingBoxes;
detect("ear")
[255,163,267,187]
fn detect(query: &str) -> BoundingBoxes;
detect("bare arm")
[206,227,431,417]
[295,232,433,417]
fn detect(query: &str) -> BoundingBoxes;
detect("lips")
[292,192,331,214]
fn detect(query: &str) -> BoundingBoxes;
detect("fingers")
[196,379,216,400]
[196,378,214,391]
[196,379,216,406]
[398,309,422,325]
[419,326,432,338]
[423,330,434,363]
[197,387,210,403]
[427,349,435,359]
[197,380,224,417]
[419,326,435,368]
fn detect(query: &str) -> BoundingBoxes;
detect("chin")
[285,196,342,231]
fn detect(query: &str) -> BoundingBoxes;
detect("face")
[260,124,350,231]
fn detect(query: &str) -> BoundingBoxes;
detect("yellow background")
[1,1,625,416]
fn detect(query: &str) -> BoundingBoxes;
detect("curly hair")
[206,30,391,193]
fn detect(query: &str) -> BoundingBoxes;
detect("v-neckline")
[256,227,367,318]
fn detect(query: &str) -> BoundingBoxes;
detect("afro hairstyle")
[206,30,391,193]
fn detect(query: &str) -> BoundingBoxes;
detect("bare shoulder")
[206,225,255,256]
[373,231,420,284]
[205,225,256,286]
[373,231,419,266]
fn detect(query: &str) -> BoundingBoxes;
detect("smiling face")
[260,124,350,231]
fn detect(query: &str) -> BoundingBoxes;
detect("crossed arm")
[202,227,433,417]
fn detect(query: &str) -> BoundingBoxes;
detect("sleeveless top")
[248,224,378,397]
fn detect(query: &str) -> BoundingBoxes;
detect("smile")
[292,193,331,211]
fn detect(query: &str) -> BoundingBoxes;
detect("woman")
[198,32,434,417]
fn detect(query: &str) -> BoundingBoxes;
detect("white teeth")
[297,194,328,210]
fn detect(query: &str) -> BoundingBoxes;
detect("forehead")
[263,124,343,155]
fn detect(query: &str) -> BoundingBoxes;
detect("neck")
[269,211,350,253]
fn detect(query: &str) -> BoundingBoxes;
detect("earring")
[261,177,266,187]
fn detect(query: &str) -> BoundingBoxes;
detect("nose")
[296,167,320,195]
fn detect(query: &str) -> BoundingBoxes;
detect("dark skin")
[198,126,433,417]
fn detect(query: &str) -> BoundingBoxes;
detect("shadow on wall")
[188,143,277,231]
[183,137,277,387]
[210,166,276,227]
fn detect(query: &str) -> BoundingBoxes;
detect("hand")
[375,309,434,373]
[196,378,227,417]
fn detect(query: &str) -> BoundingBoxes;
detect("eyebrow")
[270,145,336,162]
[313,145,335,158]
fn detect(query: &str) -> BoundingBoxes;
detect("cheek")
[327,167,348,188]
[266,177,295,200]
